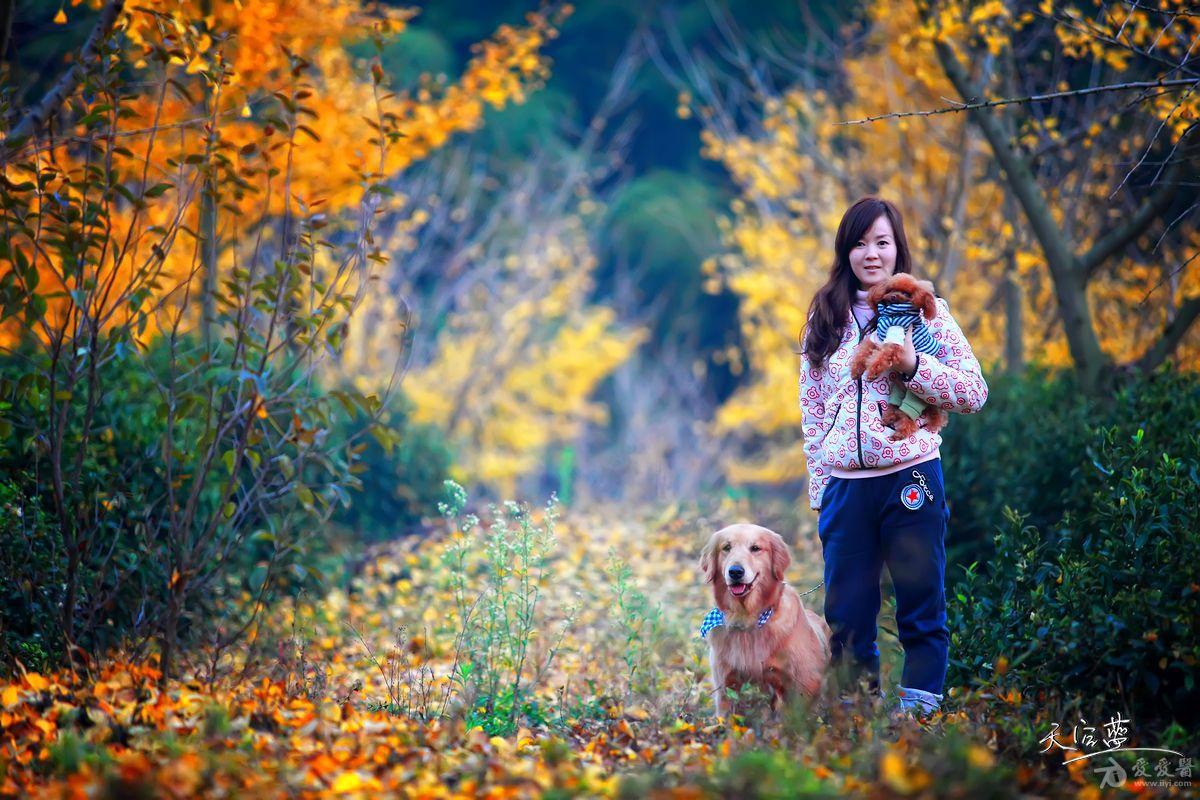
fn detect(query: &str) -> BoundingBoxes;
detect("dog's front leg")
[890,411,920,440]
[716,669,744,718]
[763,660,790,715]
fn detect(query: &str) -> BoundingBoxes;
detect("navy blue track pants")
[817,458,950,696]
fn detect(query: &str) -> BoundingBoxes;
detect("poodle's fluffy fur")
[849,273,948,440]
[699,524,831,716]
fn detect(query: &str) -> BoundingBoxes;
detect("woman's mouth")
[729,579,755,597]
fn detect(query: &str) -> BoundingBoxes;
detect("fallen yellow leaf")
[331,771,364,792]
[880,750,913,793]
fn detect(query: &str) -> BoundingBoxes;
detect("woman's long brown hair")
[800,197,913,369]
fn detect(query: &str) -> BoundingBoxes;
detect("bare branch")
[1139,248,1200,306]
[3,109,248,162]
[1080,176,1189,281]
[1121,0,1200,19]
[1035,6,1200,77]
[1110,86,1198,196]
[834,78,1197,126]
[1135,295,1200,373]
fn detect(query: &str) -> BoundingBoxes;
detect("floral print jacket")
[799,296,989,511]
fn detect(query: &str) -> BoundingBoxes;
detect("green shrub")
[941,364,1200,565]
[0,480,61,669]
[0,333,371,673]
[332,393,451,541]
[0,22,396,678]
[0,348,171,665]
[604,552,663,701]
[947,367,1200,732]
[434,480,578,736]
[940,365,1098,563]
[0,334,441,671]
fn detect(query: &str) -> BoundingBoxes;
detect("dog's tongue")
[730,583,749,597]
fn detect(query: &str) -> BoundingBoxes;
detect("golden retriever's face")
[699,524,791,609]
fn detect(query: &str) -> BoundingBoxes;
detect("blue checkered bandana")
[700,606,774,638]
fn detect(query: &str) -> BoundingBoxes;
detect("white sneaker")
[894,686,943,717]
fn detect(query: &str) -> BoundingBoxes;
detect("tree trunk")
[2,0,126,160]
[0,0,14,70]
[1003,254,1023,375]
[929,33,1110,393]
[160,585,181,680]
[999,186,1024,374]
[198,0,218,349]
[1136,297,1200,375]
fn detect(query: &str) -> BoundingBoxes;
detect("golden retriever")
[699,523,832,716]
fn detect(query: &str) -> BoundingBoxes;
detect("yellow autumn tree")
[681,0,1010,483]
[684,0,1198,483]
[0,0,569,675]
[325,42,650,497]
[378,208,646,497]
[915,0,1200,389]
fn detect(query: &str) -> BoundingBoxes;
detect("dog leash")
[797,580,824,598]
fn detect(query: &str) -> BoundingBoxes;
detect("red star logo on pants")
[905,488,921,504]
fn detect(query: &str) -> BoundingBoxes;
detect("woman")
[799,196,988,717]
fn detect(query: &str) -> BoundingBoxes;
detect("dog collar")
[700,606,774,638]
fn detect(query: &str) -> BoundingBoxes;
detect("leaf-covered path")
[0,501,1127,797]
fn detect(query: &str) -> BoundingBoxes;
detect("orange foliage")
[1,2,564,346]
[104,0,560,213]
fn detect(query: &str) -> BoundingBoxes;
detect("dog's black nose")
[727,564,745,582]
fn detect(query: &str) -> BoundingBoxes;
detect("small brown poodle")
[849,274,947,440]
[699,524,831,716]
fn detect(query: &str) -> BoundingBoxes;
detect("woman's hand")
[894,327,917,377]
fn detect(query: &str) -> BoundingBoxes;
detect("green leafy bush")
[0,29,396,676]
[0,348,170,665]
[0,480,61,669]
[0,337,369,671]
[946,367,1200,731]
[941,365,1200,564]
[939,365,1099,562]
[435,480,578,736]
[332,394,452,541]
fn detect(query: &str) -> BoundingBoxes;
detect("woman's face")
[848,214,897,290]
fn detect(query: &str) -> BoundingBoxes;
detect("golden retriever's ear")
[699,532,721,584]
[768,532,792,581]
